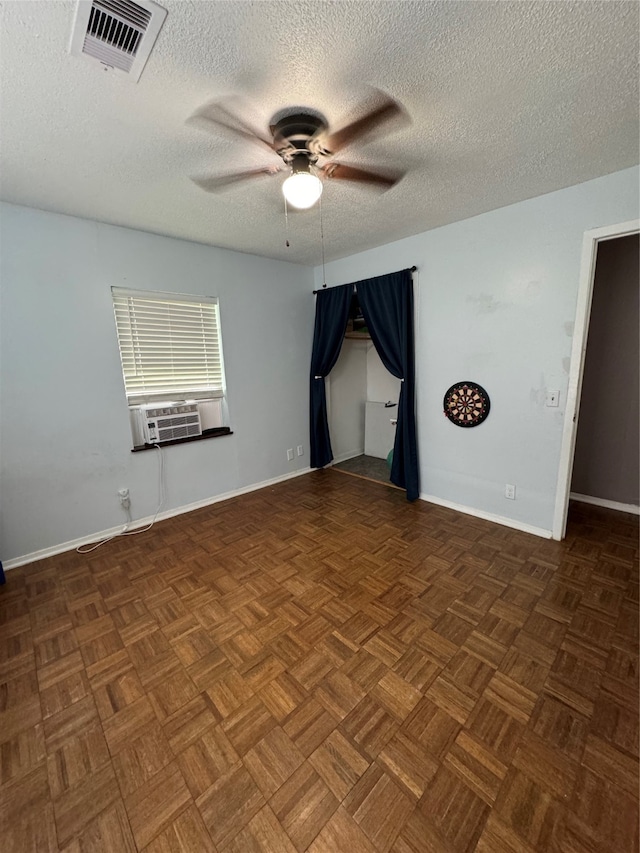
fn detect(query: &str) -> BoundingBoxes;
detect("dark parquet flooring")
[0,470,637,852]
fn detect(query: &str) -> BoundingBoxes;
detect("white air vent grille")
[85,1,150,71]
[156,420,201,442]
[141,404,202,444]
[70,0,166,82]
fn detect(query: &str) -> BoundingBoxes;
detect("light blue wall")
[0,204,314,562]
[316,167,640,533]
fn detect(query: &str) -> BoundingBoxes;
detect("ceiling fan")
[189,90,408,209]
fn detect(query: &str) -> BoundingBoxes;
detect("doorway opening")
[553,220,640,539]
[327,335,401,488]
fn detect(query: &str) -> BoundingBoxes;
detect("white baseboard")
[570,492,640,515]
[3,468,312,571]
[331,449,364,465]
[419,492,552,539]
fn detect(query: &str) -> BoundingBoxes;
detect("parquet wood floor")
[1,470,638,852]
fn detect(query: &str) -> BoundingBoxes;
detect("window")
[111,288,226,406]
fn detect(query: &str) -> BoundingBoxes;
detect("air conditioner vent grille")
[84,0,150,68]
[158,423,201,442]
[93,0,152,30]
[70,0,166,82]
[140,403,202,444]
[157,414,200,430]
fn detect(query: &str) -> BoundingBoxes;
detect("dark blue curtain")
[309,283,354,468]
[357,269,419,501]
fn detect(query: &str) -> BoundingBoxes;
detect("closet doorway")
[554,220,640,538]
[571,233,639,511]
[309,269,418,500]
[327,333,401,488]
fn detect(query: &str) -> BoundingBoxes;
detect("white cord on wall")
[76,444,166,554]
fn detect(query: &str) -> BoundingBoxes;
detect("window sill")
[131,427,233,452]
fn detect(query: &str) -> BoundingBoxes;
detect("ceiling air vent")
[70,0,167,82]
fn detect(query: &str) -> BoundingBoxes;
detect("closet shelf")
[345,294,371,339]
[344,331,372,340]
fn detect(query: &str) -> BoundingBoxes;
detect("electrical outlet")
[287,448,294,461]
[505,484,516,500]
[118,488,129,499]
[297,445,304,457]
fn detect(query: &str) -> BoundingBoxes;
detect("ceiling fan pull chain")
[319,192,327,288]
[284,195,290,247]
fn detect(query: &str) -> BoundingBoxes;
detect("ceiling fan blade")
[319,92,405,154]
[188,101,276,152]
[320,162,404,188]
[191,166,281,192]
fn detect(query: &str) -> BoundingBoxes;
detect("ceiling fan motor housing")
[270,112,327,163]
[290,152,314,174]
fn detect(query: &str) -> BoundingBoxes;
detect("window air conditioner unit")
[141,403,202,444]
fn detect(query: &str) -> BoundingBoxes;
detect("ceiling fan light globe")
[282,172,323,209]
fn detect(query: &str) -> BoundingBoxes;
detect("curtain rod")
[313,266,417,295]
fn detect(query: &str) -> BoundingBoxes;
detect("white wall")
[327,340,367,461]
[315,167,640,535]
[367,346,401,404]
[0,203,314,563]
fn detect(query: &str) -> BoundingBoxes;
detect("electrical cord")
[76,445,165,554]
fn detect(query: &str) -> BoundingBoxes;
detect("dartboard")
[443,382,490,428]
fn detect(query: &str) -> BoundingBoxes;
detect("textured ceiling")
[1,0,638,265]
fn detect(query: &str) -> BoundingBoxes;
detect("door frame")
[552,219,640,540]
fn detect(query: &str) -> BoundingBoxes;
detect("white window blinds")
[112,288,225,405]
